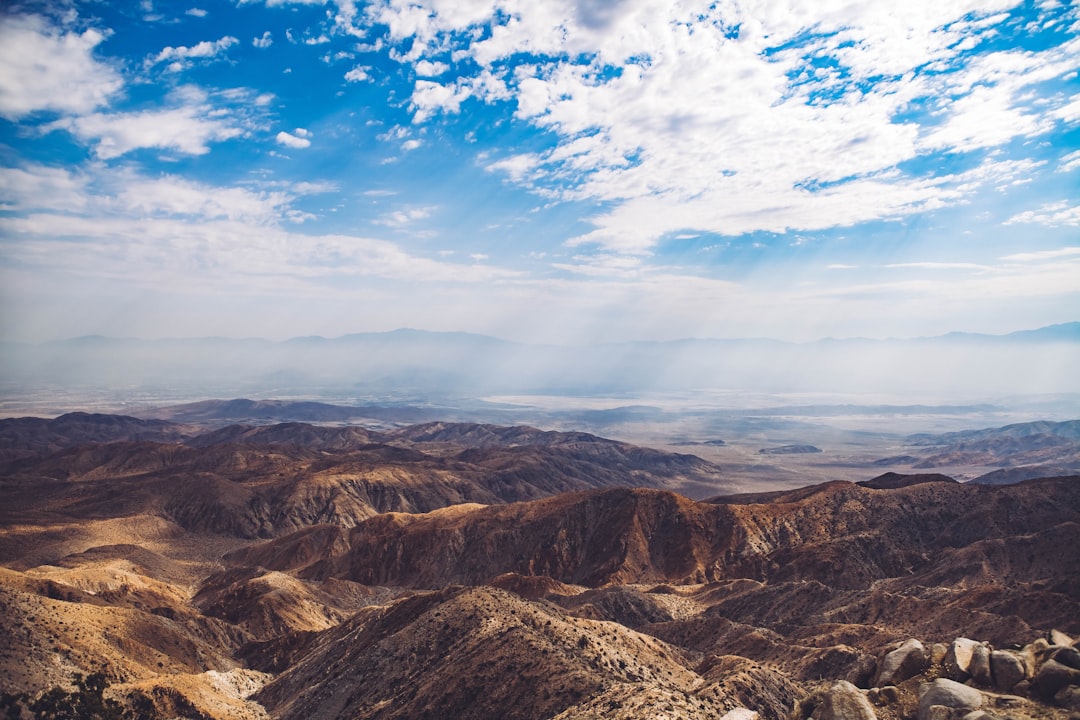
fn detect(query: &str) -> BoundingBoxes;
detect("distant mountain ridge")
[4,323,1078,397]
[17,321,1080,349]
[898,419,1080,473]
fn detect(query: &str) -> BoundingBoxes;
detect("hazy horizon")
[3,319,1078,346]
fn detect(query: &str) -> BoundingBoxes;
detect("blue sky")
[0,0,1077,345]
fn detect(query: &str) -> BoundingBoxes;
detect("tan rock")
[1051,630,1074,647]
[944,638,980,682]
[811,681,876,720]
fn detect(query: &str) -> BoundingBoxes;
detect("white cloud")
[0,164,90,213]
[410,80,470,122]
[253,31,273,49]
[486,154,540,183]
[186,8,208,17]
[276,130,313,148]
[345,66,371,82]
[375,206,435,227]
[1059,150,1080,173]
[1005,201,1080,227]
[150,35,238,67]
[401,138,422,151]
[884,262,991,271]
[112,173,292,222]
[353,0,1080,253]
[415,60,449,77]
[1001,246,1080,262]
[0,14,123,121]
[50,103,244,159]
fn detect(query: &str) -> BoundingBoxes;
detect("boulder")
[944,639,981,682]
[811,681,876,720]
[1036,660,1080,699]
[877,639,931,686]
[990,650,1027,692]
[1050,646,1080,671]
[917,679,984,720]
[969,644,992,686]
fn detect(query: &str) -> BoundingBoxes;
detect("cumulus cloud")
[410,79,471,122]
[344,66,371,82]
[186,8,208,17]
[415,60,449,76]
[0,14,123,120]
[253,31,273,48]
[276,129,313,148]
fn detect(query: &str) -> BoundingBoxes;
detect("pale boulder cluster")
[805,631,1080,720]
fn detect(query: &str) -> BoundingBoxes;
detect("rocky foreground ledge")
[801,632,1080,720]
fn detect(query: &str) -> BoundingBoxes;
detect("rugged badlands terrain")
[1,412,1079,720]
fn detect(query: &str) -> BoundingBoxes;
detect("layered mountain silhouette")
[1,411,1078,719]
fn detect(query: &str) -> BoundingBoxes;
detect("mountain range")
[3,323,1078,397]
[1,411,1079,719]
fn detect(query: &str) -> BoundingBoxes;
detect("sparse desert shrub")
[0,673,161,720]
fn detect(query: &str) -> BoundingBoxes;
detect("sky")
[0,0,1078,346]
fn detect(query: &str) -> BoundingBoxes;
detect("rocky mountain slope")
[1,412,1078,720]
[0,415,734,542]
[878,420,1080,478]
